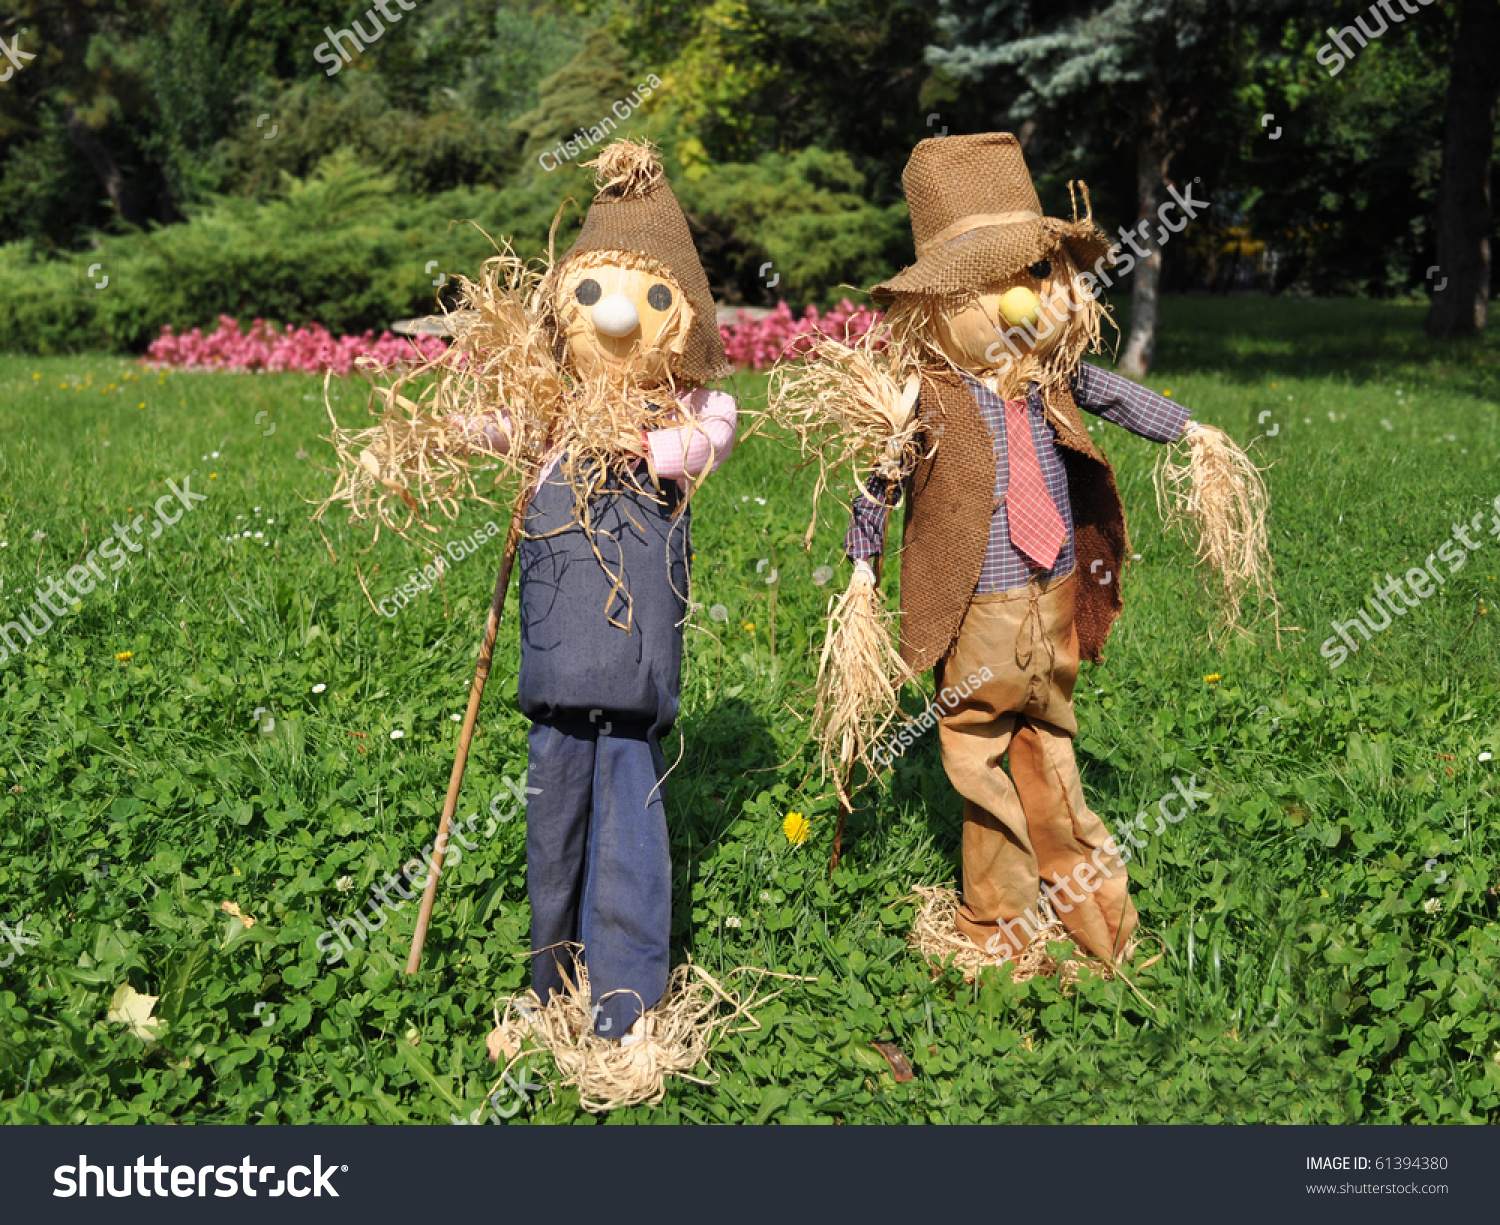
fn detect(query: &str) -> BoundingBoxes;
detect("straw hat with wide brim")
[871,133,1114,304]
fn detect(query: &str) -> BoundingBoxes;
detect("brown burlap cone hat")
[872,133,1113,303]
[554,141,732,385]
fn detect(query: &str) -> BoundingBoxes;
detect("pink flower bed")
[718,299,884,371]
[142,316,448,374]
[143,302,885,375]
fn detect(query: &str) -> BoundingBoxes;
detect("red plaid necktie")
[1003,399,1067,570]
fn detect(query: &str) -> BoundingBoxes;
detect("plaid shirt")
[846,362,1190,593]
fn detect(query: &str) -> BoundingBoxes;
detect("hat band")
[915,210,1041,257]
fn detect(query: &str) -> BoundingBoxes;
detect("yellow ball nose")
[999,286,1041,328]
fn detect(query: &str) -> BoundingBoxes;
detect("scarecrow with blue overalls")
[774,133,1274,973]
[323,141,737,1049]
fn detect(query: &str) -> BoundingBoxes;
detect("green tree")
[1428,0,1500,337]
[929,0,1305,376]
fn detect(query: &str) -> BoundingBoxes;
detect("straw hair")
[317,227,713,628]
[319,137,729,563]
[813,568,910,798]
[486,954,808,1114]
[316,240,554,543]
[765,325,923,547]
[907,884,1141,987]
[1153,424,1280,634]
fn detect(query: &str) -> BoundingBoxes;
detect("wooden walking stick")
[406,488,530,974]
[828,758,856,877]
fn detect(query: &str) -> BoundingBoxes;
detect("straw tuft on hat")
[585,139,669,200]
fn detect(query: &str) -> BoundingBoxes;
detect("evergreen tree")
[929,0,1303,376]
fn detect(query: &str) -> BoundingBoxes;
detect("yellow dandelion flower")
[209,473,218,479]
[743,620,755,632]
[1163,389,1173,398]
[783,811,810,845]
[1203,673,1221,683]
[32,373,40,380]
[115,651,134,662]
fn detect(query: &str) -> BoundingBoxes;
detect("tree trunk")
[1117,138,1166,378]
[65,109,146,228]
[1427,0,1500,337]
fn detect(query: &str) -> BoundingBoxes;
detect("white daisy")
[390,730,405,740]
[1480,752,1493,763]
[312,683,326,694]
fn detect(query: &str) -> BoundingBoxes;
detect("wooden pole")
[405,499,528,974]
[828,758,855,878]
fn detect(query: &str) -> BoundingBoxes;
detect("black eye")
[647,284,673,311]
[1028,260,1052,281]
[574,278,601,306]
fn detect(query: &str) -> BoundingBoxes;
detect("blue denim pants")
[516,459,685,1037]
[524,716,670,1037]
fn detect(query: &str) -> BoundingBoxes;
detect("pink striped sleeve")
[646,388,738,481]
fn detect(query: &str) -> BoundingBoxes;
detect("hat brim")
[871,217,1114,303]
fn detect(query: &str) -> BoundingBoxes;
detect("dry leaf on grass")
[487,1024,521,1063]
[107,983,163,1043]
[220,901,256,928]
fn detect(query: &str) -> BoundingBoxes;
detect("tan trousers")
[935,572,1137,962]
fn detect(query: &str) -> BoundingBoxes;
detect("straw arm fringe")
[1151,424,1280,634]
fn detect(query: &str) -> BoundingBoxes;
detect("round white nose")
[592,293,640,338]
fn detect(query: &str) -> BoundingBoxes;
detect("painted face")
[931,257,1069,376]
[556,258,694,386]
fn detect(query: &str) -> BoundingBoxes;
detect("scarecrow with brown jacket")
[773,133,1273,970]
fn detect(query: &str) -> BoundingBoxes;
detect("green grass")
[0,295,1496,1124]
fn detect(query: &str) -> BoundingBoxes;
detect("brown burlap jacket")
[897,367,1129,674]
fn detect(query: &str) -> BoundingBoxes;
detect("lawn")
[0,295,1496,1124]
